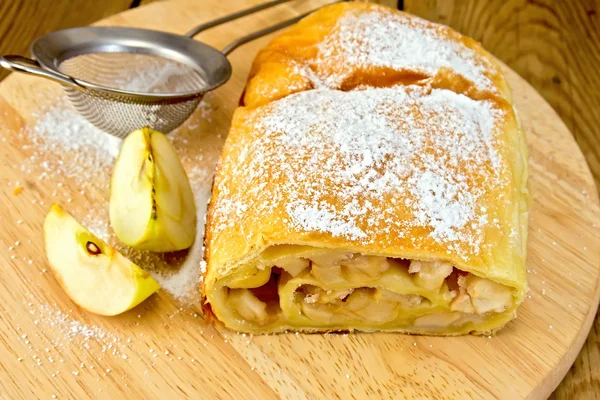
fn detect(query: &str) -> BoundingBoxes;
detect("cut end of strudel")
[202,2,529,335]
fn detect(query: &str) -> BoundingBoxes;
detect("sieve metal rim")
[0,0,344,102]
[0,0,346,137]
[29,26,232,102]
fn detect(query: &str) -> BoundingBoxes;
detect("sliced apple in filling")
[274,257,309,277]
[229,289,269,323]
[43,204,160,316]
[217,248,517,332]
[227,267,271,289]
[408,260,453,290]
[343,255,390,279]
[311,263,345,285]
[464,275,513,314]
[110,127,196,252]
[374,289,423,307]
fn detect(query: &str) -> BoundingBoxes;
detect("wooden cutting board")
[0,0,598,399]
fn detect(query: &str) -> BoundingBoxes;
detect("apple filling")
[220,249,516,332]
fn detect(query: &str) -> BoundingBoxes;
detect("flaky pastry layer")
[202,2,528,335]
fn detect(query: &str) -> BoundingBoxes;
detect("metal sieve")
[0,0,331,138]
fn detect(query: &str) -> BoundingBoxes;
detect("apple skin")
[109,127,196,252]
[43,203,161,316]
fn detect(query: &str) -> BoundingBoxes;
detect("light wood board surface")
[0,1,599,399]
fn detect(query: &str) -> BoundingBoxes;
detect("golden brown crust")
[242,2,511,108]
[202,1,528,334]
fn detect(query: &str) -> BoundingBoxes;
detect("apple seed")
[86,241,102,256]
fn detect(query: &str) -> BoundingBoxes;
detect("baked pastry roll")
[242,1,512,107]
[202,2,528,335]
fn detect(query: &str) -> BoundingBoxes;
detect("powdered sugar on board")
[12,298,209,376]
[9,93,219,303]
[33,303,124,351]
[211,85,510,259]
[19,100,120,190]
[311,8,498,94]
[33,106,122,160]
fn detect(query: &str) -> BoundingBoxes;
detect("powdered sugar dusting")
[9,91,219,304]
[150,184,211,299]
[33,106,122,159]
[313,8,497,93]
[287,202,366,240]
[113,60,201,94]
[21,100,121,188]
[212,85,508,259]
[20,302,129,358]
[37,303,116,342]
[60,53,205,94]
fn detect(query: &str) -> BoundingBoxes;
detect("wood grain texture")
[0,0,598,399]
[0,0,135,82]
[139,0,401,10]
[402,2,600,398]
[141,0,400,6]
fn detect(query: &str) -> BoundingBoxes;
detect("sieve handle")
[184,0,295,38]
[0,55,80,88]
[221,7,313,56]
[220,1,346,55]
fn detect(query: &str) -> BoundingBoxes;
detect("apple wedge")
[110,127,196,252]
[43,204,160,316]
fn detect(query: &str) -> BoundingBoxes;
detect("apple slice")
[110,127,195,252]
[43,204,160,316]
[275,257,309,277]
[301,302,336,323]
[226,267,272,289]
[229,289,269,323]
[311,263,345,285]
